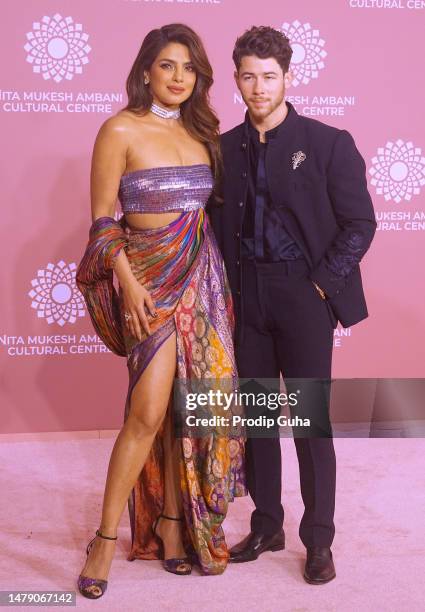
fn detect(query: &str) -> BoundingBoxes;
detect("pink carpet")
[0,436,424,611]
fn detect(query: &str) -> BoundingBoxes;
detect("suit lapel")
[266,102,300,206]
[264,105,313,266]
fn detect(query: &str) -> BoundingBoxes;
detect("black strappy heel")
[77,529,118,599]
[152,514,192,575]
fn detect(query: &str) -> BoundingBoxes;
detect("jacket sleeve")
[309,129,377,298]
[206,193,223,251]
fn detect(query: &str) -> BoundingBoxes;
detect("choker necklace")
[150,102,181,120]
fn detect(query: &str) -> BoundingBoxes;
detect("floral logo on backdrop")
[24,13,91,82]
[280,20,326,87]
[28,261,86,326]
[369,140,425,203]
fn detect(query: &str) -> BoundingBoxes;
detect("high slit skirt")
[119,208,246,575]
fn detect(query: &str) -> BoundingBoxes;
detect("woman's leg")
[80,331,180,588]
[153,403,187,559]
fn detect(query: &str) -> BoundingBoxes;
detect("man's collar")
[243,101,298,142]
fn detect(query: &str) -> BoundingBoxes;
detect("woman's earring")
[144,76,150,85]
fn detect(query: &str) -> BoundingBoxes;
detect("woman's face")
[145,42,197,109]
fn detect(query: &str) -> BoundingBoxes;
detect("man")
[208,26,376,584]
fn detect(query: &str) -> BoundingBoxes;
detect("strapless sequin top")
[118,163,214,214]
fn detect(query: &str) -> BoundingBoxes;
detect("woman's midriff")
[124,212,182,230]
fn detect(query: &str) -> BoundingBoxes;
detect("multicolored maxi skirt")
[76,210,247,575]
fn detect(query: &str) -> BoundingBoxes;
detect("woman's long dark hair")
[123,23,222,195]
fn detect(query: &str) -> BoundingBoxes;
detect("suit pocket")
[327,266,368,328]
[305,277,338,329]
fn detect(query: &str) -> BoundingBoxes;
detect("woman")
[76,23,246,599]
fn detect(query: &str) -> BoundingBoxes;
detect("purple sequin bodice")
[118,163,214,215]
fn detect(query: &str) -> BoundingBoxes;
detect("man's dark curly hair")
[232,26,293,74]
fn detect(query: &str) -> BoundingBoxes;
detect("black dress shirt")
[241,109,304,262]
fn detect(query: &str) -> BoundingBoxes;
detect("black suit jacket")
[208,102,377,340]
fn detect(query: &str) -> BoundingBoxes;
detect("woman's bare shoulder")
[97,110,150,142]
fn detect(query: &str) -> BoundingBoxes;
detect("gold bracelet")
[312,281,326,300]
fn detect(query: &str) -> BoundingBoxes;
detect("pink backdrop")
[1,0,424,434]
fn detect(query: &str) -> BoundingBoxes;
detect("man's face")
[234,55,291,120]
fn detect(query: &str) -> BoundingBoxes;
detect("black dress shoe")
[303,547,336,584]
[229,529,285,563]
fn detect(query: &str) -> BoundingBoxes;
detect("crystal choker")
[150,102,181,120]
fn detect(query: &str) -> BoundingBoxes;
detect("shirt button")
[236,260,240,266]
[235,232,240,238]
[236,290,241,295]
[241,142,247,150]
[241,171,247,178]
[238,201,244,207]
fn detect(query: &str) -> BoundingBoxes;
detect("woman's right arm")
[90,118,156,338]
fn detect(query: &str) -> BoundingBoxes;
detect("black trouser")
[235,258,336,548]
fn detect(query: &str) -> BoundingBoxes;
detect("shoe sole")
[229,542,285,563]
[303,572,336,585]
